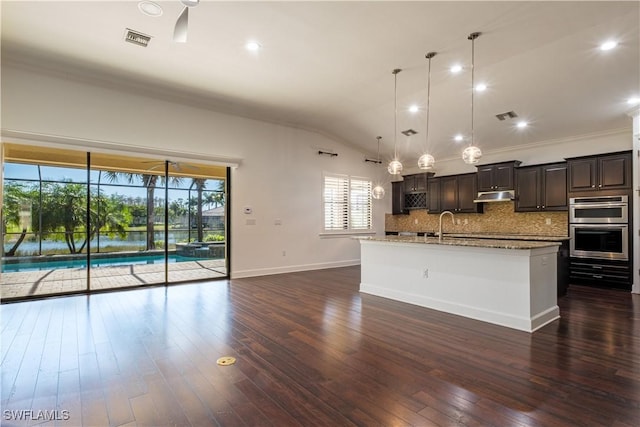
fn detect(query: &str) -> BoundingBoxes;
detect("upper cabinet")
[476,161,521,192]
[391,173,434,214]
[515,162,567,212]
[567,151,631,192]
[403,173,428,193]
[391,181,406,215]
[440,173,482,213]
[427,177,441,214]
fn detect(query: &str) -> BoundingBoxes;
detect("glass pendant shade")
[372,185,386,199]
[462,145,482,164]
[418,153,435,170]
[387,159,403,175]
[463,32,483,166]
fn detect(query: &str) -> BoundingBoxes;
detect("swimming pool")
[1,254,212,273]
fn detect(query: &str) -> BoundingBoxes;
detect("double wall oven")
[569,195,629,261]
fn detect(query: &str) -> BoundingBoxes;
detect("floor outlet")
[423,268,429,279]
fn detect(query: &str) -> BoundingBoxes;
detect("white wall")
[1,65,390,278]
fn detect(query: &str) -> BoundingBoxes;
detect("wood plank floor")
[1,266,638,426]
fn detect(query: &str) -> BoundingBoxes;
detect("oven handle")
[569,203,627,209]
[569,224,628,229]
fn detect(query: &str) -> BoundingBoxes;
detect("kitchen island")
[358,236,561,332]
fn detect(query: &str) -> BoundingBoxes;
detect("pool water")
[1,254,209,273]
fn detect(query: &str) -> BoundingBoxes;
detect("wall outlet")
[545,218,552,225]
[282,250,286,256]
[414,219,418,225]
[463,219,468,225]
[422,268,429,279]
[274,219,282,225]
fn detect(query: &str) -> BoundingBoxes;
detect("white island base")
[359,238,560,333]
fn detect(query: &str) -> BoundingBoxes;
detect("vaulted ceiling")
[2,1,639,164]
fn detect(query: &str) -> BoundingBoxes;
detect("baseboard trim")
[231,259,360,279]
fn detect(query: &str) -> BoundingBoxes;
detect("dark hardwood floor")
[1,266,638,426]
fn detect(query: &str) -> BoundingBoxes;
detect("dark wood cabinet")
[427,177,441,214]
[515,162,567,212]
[440,173,482,213]
[391,173,433,214]
[476,161,521,192]
[567,151,631,192]
[391,181,406,215]
[403,173,428,193]
[569,258,631,290]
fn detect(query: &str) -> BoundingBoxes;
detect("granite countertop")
[359,236,561,250]
[386,231,569,241]
[441,233,571,241]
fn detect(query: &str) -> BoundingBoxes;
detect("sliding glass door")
[1,143,229,301]
[166,172,227,283]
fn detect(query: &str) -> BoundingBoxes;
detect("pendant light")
[388,68,403,175]
[462,32,483,165]
[418,51,437,170]
[372,136,386,199]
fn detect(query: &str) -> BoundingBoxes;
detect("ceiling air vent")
[495,111,518,121]
[124,28,151,47]
[401,129,418,136]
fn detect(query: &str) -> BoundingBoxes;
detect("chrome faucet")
[439,211,454,242]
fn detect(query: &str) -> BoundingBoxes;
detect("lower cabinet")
[569,258,631,290]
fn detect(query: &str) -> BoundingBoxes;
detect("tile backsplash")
[385,202,568,236]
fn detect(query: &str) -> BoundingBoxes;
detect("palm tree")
[32,183,129,254]
[2,182,36,256]
[103,170,180,250]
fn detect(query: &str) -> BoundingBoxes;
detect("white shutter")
[323,174,349,231]
[350,178,372,230]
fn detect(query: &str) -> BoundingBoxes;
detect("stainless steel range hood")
[473,190,515,203]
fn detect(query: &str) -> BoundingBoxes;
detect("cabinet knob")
[537,206,540,209]
[542,206,545,209]
[599,184,602,188]
[591,185,595,188]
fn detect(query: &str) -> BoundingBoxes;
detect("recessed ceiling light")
[516,121,528,129]
[475,83,487,92]
[600,40,618,51]
[450,64,463,74]
[627,97,640,105]
[245,41,262,51]
[138,1,163,17]
[409,104,419,113]
[454,134,464,142]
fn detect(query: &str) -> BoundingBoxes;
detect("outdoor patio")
[0,259,226,300]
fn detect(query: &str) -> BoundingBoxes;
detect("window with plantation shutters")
[350,178,372,230]
[323,174,373,233]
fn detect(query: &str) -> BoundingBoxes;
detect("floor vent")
[124,29,151,47]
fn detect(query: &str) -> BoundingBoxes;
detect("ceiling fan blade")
[173,6,189,43]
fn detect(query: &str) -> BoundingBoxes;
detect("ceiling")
[2,1,639,165]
